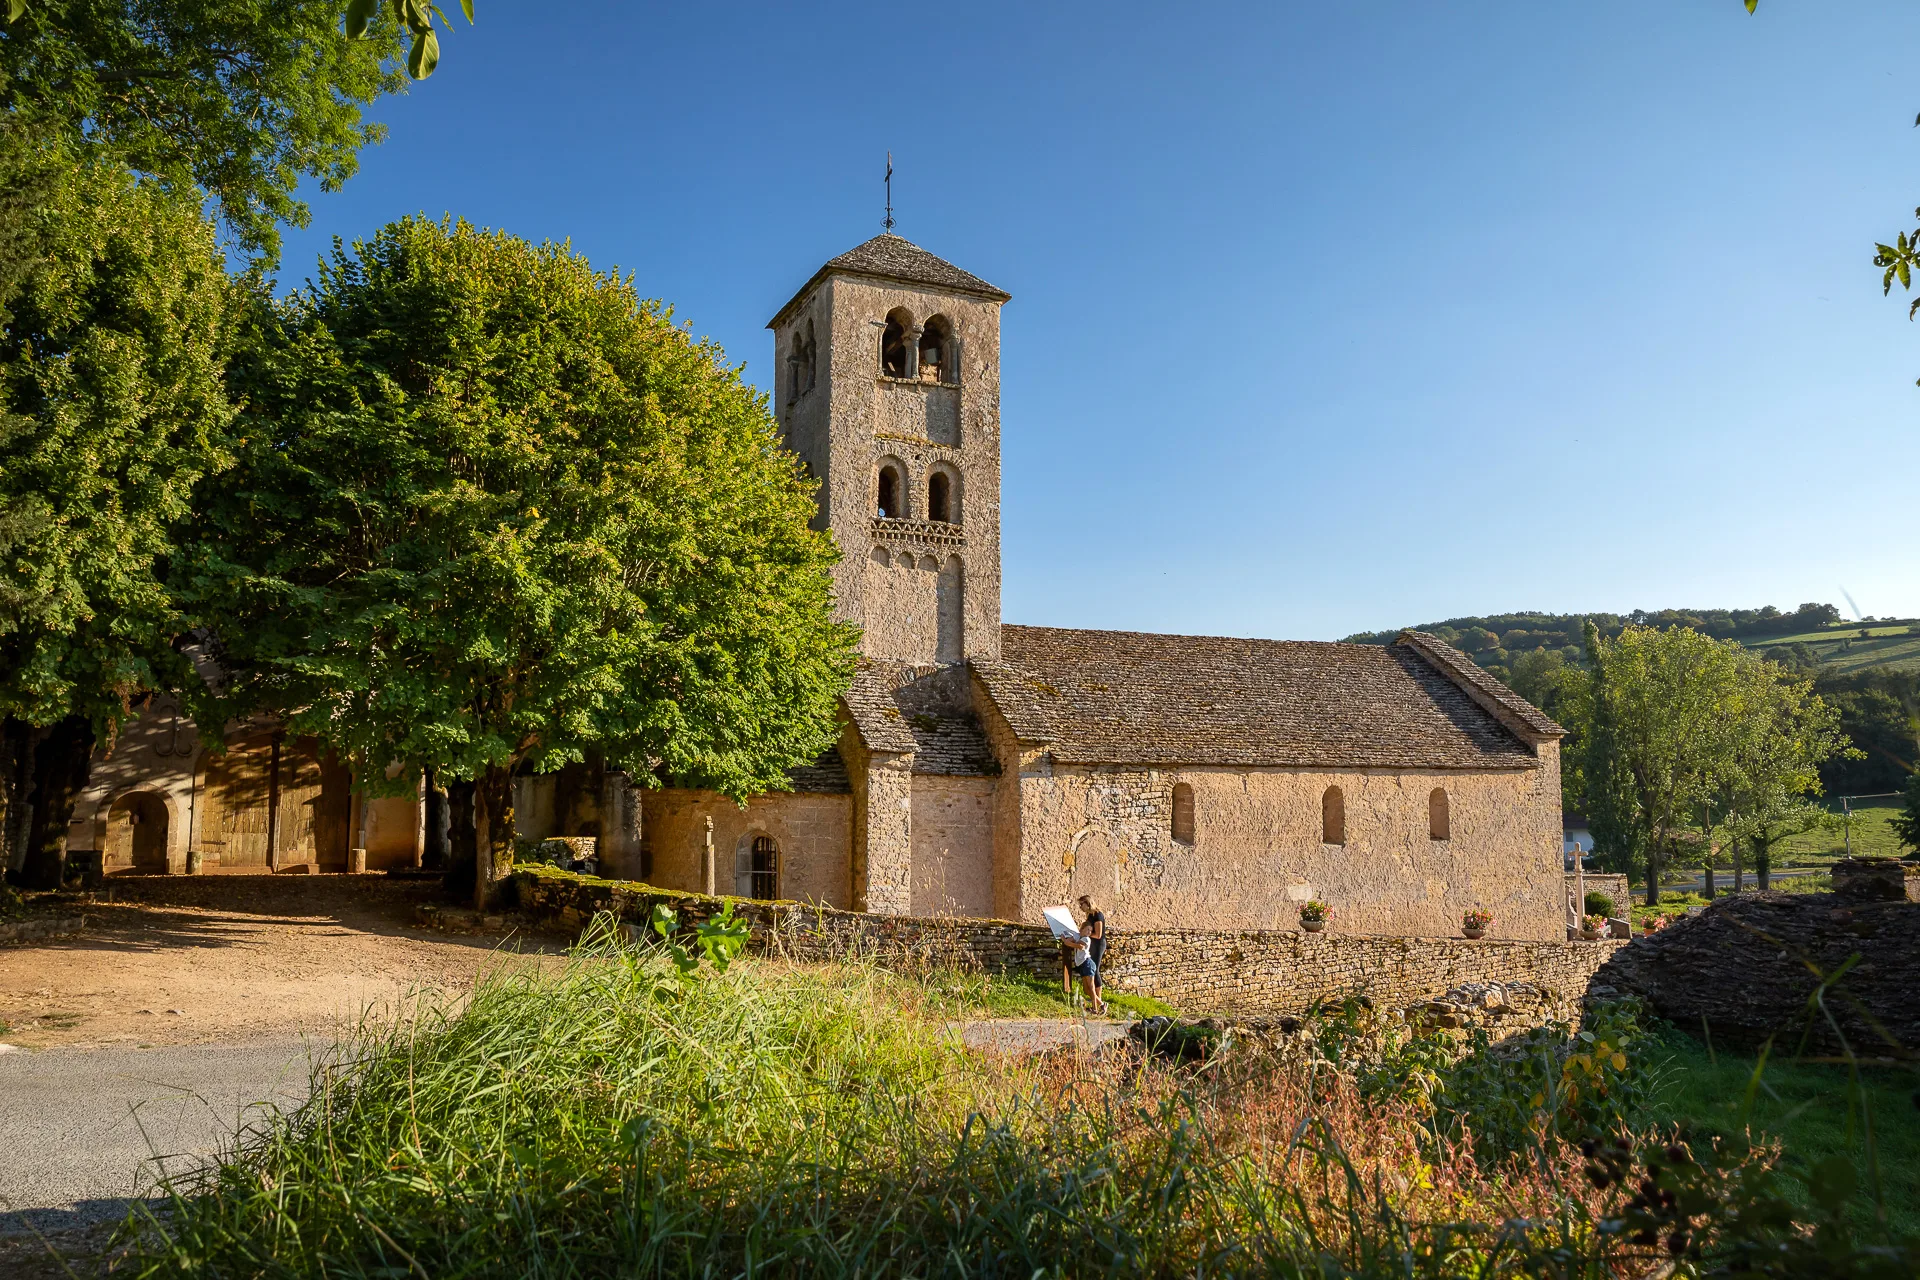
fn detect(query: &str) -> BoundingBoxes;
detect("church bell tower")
[768,234,1008,665]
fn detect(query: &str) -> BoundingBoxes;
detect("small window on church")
[1171,782,1195,845]
[1429,788,1450,841]
[786,319,816,404]
[928,471,951,523]
[877,465,902,519]
[919,316,950,382]
[881,309,911,377]
[751,835,778,900]
[1322,786,1345,846]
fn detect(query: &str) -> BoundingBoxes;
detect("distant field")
[1749,624,1916,645]
[1737,626,1920,675]
[1772,800,1907,862]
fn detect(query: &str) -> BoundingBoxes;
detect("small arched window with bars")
[750,835,778,900]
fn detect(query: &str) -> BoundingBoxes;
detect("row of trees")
[1506,623,1894,904]
[1,4,855,899]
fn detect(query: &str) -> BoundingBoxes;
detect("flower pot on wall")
[1462,925,1486,940]
[1301,919,1326,934]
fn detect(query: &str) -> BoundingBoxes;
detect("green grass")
[1646,1025,1920,1237]
[918,967,1076,1018]
[123,934,1917,1279]
[1105,989,1179,1019]
[1744,625,1917,646]
[1631,890,1709,926]
[1738,626,1920,675]
[910,966,1179,1021]
[1774,801,1908,863]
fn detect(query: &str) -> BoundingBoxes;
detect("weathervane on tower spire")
[883,152,895,232]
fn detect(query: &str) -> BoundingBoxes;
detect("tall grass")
[126,923,1915,1278]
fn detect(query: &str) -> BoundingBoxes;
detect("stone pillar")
[702,815,715,896]
[859,757,914,914]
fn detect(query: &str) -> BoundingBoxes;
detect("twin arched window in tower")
[880,309,956,383]
[875,458,961,525]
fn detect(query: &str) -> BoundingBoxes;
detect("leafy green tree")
[0,140,233,886]
[1498,646,1591,814]
[182,217,856,904]
[0,0,413,261]
[1719,667,1853,889]
[1892,771,1920,856]
[1583,623,1751,905]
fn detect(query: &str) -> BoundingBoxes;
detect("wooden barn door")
[200,731,275,868]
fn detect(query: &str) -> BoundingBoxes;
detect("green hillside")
[1342,604,1920,677]
[1344,604,1920,795]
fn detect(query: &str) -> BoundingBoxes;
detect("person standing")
[1077,894,1107,1002]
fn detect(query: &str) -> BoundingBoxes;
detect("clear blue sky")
[276,1,1920,641]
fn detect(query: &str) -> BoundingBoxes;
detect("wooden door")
[200,731,274,868]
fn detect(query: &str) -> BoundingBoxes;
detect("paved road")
[0,1020,1118,1240]
[0,1041,322,1236]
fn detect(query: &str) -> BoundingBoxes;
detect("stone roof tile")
[892,676,999,777]
[1394,630,1565,739]
[786,746,852,794]
[841,659,917,754]
[769,234,1008,326]
[988,625,1542,770]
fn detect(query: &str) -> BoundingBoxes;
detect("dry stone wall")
[1592,890,1919,1056]
[512,865,1622,1017]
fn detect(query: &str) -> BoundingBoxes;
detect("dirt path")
[0,878,565,1051]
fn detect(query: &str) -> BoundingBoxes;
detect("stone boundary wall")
[512,865,1625,1016]
[1593,891,1918,1055]
[1099,930,1623,1016]
[1569,874,1630,911]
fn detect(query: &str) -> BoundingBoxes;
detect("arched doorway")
[104,793,169,873]
[734,831,780,900]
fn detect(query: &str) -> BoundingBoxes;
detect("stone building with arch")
[66,233,1567,940]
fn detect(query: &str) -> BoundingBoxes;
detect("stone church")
[630,234,1567,939]
[59,234,1569,940]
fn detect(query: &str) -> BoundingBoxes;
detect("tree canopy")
[0,145,232,730]
[0,0,412,261]
[0,136,234,882]
[1580,623,1851,902]
[182,218,855,893]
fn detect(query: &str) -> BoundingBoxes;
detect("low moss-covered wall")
[512,864,1625,1017]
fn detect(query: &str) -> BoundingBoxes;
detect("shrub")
[1585,891,1616,917]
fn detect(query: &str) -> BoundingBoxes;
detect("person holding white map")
[1042,903,1106,1016]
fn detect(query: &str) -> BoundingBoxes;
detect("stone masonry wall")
[1014,762,1565,940]
[512,864,1622,1017]
[909,774,995,917]
[639,787,852,908]
[1593,891,1919,1055]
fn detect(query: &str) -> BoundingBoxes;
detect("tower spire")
[883,152,894,232]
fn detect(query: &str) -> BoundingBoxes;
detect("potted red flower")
[1461,908,1493,940]
[1298,899,1332,933]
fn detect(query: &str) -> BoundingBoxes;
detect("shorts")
[1070,958,1097,979]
